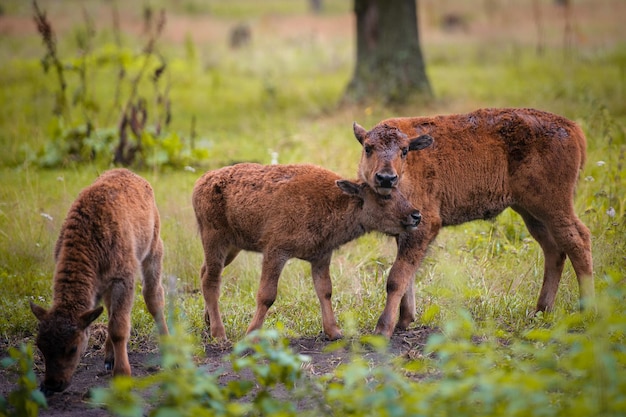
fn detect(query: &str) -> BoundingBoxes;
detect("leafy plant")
[0,343,47,417]
[320,335,422,417]
[313,276,626,417]
[407,272,626,417]
[32,1,208,169]
[90,323,312,417]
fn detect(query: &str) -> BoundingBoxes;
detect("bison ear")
[336,180,364,199]
[30,301,49,322]
[353,122,368,145]
[78,306,104,330]
[409,134,434,151]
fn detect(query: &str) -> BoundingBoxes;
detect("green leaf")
[523,328,552,342]
[421,304,441,325]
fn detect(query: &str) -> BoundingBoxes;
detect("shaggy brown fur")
[192,163,421,340]
[30,169,169,395]
[353,107,594,337]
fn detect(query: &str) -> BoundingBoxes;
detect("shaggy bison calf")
[30,169,169,395]
[192,163,422,340]
[353,107,594,337]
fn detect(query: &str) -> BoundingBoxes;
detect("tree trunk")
[344,0,432,104]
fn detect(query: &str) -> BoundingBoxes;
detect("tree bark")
[345,0,432,104]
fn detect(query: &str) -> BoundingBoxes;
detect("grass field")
[0,0,624,349]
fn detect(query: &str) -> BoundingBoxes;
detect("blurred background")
[0,0,623,172]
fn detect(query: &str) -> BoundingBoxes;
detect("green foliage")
[413,278,626,417]
[0,344,47,417]
[231,326,307,389]
[90,324,311,417]
[321,336,421,417]
[90,280,626,416]
[321,278,626,417]
[32,2,207,169]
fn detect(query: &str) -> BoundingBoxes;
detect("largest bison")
[353,107,593,337]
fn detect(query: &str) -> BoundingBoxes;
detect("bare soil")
[0,326,436,416]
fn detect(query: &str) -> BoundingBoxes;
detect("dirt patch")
[0,326,436,417]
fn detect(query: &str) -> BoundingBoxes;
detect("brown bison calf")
[192,163,421,340]
[30,169,169,395]
[353,107,594,337]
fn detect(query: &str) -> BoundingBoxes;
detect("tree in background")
[345,0,432,104]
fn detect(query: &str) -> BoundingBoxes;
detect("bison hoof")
[395,320,413,332]
[373,322,394,339]
[325,332,343,341]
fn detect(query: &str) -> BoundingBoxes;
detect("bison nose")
[41,379,68,396]
[403,211,421,231]
[374,173,398,189]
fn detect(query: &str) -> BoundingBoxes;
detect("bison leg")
[141,237,169,335]
[200,245,235,340]
[101,293,115,371]
[375,257,420,338]
[547,214,594,310]
[107,276,134,376]
[310,254,342,340]
[516,208,567,312]
[397,279,416,331]
[375,226,437,338]
[571,219,595,309]
[517,206,594,312]
[246,250,287,334]
[396,230,418,330]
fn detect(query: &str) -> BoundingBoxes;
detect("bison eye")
[401,147,409,158]
[364,145,373,157]
[68,346,78,355]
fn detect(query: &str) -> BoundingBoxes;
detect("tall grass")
[0,1,624,348]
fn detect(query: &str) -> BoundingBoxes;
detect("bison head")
[30,302,103,396]
[353,122,433,195]
[336,179,421,234]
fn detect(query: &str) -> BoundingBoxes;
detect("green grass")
[0,1,624,349]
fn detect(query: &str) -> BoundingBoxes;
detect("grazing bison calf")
[192,163,421,340]
[353,107,593,337]
[30,169,169,395]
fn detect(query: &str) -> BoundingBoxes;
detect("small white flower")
[584,176,594,182]
[40,212,53,221]
[596,161,606,167]
[184,166,196,173]
[56,176,64,182]
[606,207,616,218]
[270,151,279,165]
